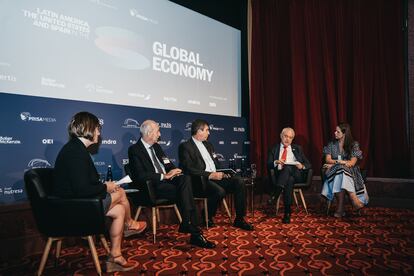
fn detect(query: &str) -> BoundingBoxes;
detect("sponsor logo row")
[0,187,24,195]
[17,113,245,133]
[1,137,249,147]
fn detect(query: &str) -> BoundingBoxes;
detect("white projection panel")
[0,0,241,116]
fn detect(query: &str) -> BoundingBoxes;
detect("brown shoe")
[106,255,136,273]
[124,220,147,237]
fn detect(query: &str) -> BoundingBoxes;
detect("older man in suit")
[128,120,215,248]
[267,127,311,223]
[179,119,253,231]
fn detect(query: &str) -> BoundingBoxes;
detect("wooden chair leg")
[298,189,308,214]
[86,236,102,276]
[156,207,161,223]
[38,237,54,276]
[222,199,232,222]
[293,189,299,209]
[55,239,62,267]
[203,199,209,230]
[173,204,183,223]
[152,207,157,243]
[276,194,281,215]
[134,206,142,221]
[99,235,110,254]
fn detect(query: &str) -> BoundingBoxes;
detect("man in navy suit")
[179,119,253,231]
[267,127,311,223]
[128,120,215,248]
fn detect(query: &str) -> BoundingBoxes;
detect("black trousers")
[272,165,306,214]
[155,175,198,225]
[205,176,246,219]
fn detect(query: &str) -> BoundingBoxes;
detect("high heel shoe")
[106,254,136,273]
[349,193,364,210]
[124,220,147,238]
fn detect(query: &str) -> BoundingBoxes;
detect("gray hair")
[140,120,157,137]
[280,127,295,138]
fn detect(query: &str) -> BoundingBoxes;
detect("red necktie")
[281,145,288,162]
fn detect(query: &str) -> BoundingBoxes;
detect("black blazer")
[267,143,311,171]
[128,139,176,186]
[53,138,106,198]
[178,138,220,178]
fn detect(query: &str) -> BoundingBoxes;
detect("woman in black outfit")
[53,111,146,272]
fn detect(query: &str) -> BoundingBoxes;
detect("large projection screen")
[0,0,242,116]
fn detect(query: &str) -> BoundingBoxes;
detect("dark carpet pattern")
[2,205,414,275]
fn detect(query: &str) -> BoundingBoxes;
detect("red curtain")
[250,0,410,177]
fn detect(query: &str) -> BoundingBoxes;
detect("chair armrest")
[269,168,276,186]
[305,168,313,187]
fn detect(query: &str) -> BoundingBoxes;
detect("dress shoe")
[178,223,201,234]
[233,218,254,231]
[190,234,216,248]
[282,213,291,224]
[106,255,136,273]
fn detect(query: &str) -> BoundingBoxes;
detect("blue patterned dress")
[321,141,369,205]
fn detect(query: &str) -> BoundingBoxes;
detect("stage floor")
[2,205,413,275]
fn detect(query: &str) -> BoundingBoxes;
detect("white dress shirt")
[141,138,166,179]
[192,137,216,172]
[275,143,297,170]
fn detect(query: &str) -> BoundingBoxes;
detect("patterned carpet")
[2,205,414,275]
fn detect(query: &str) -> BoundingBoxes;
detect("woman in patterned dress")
[321,123,369,217]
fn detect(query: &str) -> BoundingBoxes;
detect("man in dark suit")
[128,120,215,248]
[179,119,253,231]
[267,127,311,223]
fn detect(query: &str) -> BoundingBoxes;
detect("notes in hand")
[115,175,132,186]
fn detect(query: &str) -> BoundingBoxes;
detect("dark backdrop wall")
[250,0,411,178]
[408,0,414,177]
[0,93,249,204]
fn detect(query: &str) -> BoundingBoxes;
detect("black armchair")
[269,168,313,215]
[124,164,182,243]
[24,168,110,276]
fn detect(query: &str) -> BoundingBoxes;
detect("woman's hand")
[105,181,119,193]
[323,163,333,171]
[344,161,353,168]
